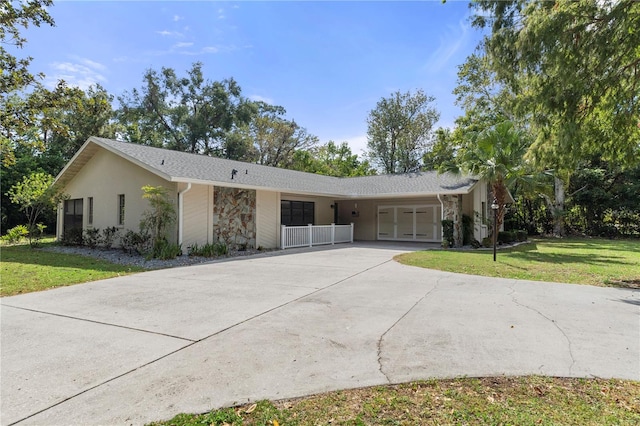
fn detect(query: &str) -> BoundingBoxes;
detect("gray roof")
[56,137,479,198]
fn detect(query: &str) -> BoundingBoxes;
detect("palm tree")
[443,121,529,237]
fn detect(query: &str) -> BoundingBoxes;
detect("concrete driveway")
[1,244,638,425]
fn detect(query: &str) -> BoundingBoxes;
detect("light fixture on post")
[491,198,499,262]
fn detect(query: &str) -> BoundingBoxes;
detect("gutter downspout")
[437,193,444,241]
[177,183,192,246]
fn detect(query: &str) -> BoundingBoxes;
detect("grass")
[150,376,640,425]
[0,241,146,297]
[395,238,640,287]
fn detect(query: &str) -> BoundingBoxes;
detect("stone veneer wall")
[213,187,256,249]
[442,194,463,247]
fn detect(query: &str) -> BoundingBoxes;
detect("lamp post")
[491,198,499,262]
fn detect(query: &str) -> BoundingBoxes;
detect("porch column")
[442,195,463,247]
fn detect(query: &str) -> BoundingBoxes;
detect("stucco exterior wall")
[256,190,280,249]
[181,183,213,249]
[58,148,176,242]
[336,197,441,241]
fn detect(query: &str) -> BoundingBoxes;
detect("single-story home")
[54,137,497,249]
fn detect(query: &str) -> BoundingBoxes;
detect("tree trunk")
[554,175,565,236]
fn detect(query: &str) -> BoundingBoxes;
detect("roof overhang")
[54,137,173,187]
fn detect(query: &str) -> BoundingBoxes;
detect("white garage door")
[377,205,441,242]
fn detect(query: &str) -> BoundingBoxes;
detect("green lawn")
[396,238,640,287]
[150,377,640,426]
[0,243,145,297]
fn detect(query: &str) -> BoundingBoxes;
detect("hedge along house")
[54,137,494,249]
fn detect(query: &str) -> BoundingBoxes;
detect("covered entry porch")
[334,197,445,243]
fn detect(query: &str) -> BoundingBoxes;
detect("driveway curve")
[1,244,638,425]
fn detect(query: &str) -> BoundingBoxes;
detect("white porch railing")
[280,223,354,249]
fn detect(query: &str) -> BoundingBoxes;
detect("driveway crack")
[507,281,576,375]
[377,278,441,383]
[1,304,195,342]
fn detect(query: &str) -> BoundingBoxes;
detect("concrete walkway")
[1,244,638,425]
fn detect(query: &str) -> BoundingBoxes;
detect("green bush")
[120,230,151,255]
[61,228,84,246]
[188,241,228,257]
[29,223,47,247]
[498,231,516,244]
[2,224,29,244]
[481,237,493,248]
[84,228,101,249]
[462,214,474,246]
[516,230,528,242]
[101,226,120,249]
[149,239,182,260]
[441,219,454,247]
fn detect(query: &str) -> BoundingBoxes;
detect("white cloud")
[173,42,194,48]
[47,59,107,90]
[173,15,183,22]
[218,8,225,19]
[342,134,368,156]
[249,94,275,105]
[424,18,471,74]
[156,30,183,37]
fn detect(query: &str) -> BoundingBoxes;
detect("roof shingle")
[56,137,479,198]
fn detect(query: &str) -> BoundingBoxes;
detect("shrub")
[84,228,101,249]
[516,230,528,242]
[149,239,182,260]
[498,231,516,244]
[61,228,84,246]
[441,219,454,247]
[140,185,176,251]
[188,242,228,257]
[462,214,474,246]
[29,223,47,247]
[2,224,29,244]
[482,237,493,248]
[120,230,151,255]
[101,226,120,249]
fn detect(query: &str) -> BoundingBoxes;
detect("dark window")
[88,197,94,225]
[281,200,314,226]
[118,194,125,225]
[64,198,83,232]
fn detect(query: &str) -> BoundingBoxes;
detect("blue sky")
[21,1,484,155]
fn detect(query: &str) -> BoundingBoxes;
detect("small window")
[118,194,125,226]
[88,197,94,225]
[481,201,486,224]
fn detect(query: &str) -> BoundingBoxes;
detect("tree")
[470,0,640,170]
[365,89,439,174]
[241,102,318,168]
[139,185,176,256]
[0,0,54,94]
[41,84,117,161]
[290,141,375,177]
[1,0,56,166]
[117,62,257,156]
[422,127,457,171]
[7,172,67,246]
[445,121,529,236]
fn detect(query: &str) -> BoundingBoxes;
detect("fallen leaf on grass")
[246,403,257,413]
